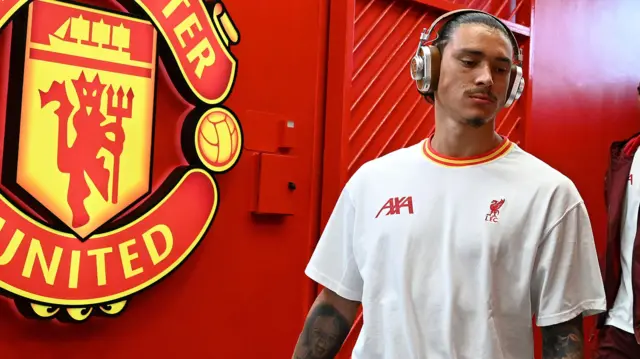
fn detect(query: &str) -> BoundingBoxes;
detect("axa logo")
[485,198,506,223]
[375,196,414,218]
[0,0,241,322]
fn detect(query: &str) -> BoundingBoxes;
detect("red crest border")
[0,0,242,322]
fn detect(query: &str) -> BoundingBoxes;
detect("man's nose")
[475,63,494,87]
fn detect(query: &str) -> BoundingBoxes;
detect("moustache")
[465,88,497,102]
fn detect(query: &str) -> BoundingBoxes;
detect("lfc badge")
[0,0,242,322]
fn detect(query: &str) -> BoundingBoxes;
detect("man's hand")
[292,289,360,359]
[541,314,584,359]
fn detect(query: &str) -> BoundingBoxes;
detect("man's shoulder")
[351,142,423,176]
[368,142,424,166]
[510,146,582,205]
[343,142,423,197]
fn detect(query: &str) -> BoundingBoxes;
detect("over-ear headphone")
[409,9,525,108]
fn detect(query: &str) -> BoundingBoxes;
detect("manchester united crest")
[0,0,242,322]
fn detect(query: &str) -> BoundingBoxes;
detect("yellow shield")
[15,0,157,239]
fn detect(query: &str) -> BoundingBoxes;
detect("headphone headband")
[409,8,525,107]
[425,9,522,63]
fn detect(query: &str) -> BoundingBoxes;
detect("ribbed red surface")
[347,0,530,178]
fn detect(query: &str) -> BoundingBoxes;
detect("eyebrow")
[458,48,512,64]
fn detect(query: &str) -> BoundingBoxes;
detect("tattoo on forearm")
[541,315,584,359]
[292,303,352,359]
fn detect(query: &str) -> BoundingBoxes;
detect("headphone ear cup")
[411,45,441,95]
[425,46,441,96]
[504,65,524,108]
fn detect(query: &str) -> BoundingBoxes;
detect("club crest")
[0,0,242,322]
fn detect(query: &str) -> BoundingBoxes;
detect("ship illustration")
[31,14,154,68]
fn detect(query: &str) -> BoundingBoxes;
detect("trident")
[106,85,134,204]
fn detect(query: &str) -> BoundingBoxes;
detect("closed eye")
[460,59,476,67]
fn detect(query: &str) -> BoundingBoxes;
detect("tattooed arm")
[292,288,361,359]
[541,314,584,359]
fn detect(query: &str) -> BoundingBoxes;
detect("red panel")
[242,110,290,153]
[252,153,298,215]
[0,0,329,358]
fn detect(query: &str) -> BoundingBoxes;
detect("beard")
[464,116,488,128]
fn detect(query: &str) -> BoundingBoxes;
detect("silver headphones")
[409,9,525,108]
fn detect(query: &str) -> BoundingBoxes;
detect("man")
[292,10,606,359]
[594,83,640,358]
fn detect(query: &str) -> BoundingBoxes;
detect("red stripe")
[423,136,513,167]
[29,48,152,78]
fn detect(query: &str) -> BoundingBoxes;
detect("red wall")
[0,0,328,358]
[0,0,638,358]
[527,0,640,355]
[528,0,640,251]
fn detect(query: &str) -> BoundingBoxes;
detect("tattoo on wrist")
[541,316,584,359]
[293,303,352,359]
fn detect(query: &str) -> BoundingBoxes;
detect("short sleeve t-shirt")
[305,137,606,359]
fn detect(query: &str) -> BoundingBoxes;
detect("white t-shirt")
[605,150,640,334]
[305,137,606,359]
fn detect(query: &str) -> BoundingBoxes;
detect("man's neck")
[430,115,502,158]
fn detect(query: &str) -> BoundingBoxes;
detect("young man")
[292,10,606,359]
[594,84,640,358]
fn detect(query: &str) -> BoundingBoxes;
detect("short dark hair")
[423,12,514,103]
[434,12,513,53]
